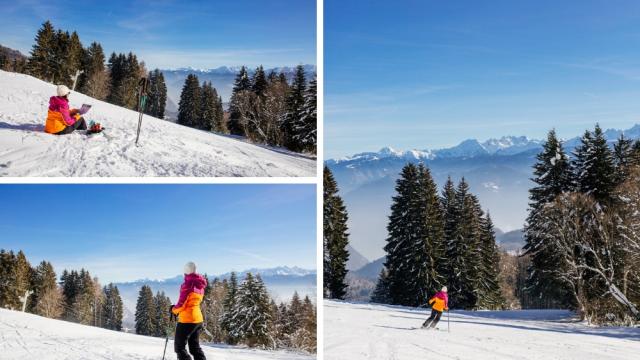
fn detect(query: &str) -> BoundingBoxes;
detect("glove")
[169,304,175,315]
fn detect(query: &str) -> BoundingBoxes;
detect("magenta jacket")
[174,273,207,309]
[49,96,75,125]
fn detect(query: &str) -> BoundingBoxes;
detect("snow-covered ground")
[0,70,315,177]
[0,308,313,360]
[325,300,640,360]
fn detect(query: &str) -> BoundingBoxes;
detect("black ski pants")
[55,117,87,135]
[423,308,443,328]
[175,322,206,360]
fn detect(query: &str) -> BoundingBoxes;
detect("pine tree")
[252,65,268,97]
[476,213,505,309]
[0,250,18,309]
[27,21,56,81]
[383,163,419,305]
[28,261,57,314]
[135,285,155,335]
[523,129,573,307]
[572,125,616,203]
[78,42,109,99]
[294,75,317,153]
[51,30,72,85]
[370,268,391,304]
[221,272,239,344]
[200,81,217,131]
[228,66,251,135]
[281,65,307,151]
[153,291,173,337]
[613,134,633,185]
[67,31,84,87]
[233,273,274,347]
[177,74,201,128]
[14,250,32,310]
[212,91,226,133]
[145,69,167,119]
[102,283,123,331]
[323,166,349,299]
[444,179,482,309]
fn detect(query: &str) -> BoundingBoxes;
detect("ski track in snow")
[0,308,313,360]
[324,300,640,360]
[0,70,315,177]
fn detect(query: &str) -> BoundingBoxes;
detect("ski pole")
[447,309,450,332]
[135,77,149,145]
[161,335,169,360]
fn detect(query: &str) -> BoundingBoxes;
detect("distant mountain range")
[160,65,317,119]
[327,124,640,260]
[114,266,316,328]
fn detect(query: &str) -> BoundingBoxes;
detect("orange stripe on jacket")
[172,292,204,323]
[429,296,447,312]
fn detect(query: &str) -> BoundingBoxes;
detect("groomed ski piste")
[325,300,640,360]
[0,308,313,360]
[0,70,315,177]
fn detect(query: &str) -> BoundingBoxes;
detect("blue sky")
[0,0,316,69]
[0,184,316,283]
[325,0,640,158]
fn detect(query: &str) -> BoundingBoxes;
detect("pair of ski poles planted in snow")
[135,77,149,146]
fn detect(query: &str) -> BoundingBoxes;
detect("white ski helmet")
[441,286,448,292]
[184,261,196,275]
[56,85,71,97]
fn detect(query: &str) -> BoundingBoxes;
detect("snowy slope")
[0,308,313,360]
[0,70,315,177]
[325,300,640,360]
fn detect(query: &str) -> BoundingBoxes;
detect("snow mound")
[0,308,312,360]
[325,300,640,360]
[0,70,315,177]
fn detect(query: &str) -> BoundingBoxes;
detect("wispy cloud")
[555,57,640,81]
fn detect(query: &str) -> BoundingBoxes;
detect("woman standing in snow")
[171,262,208,360]
[44,85,88,135]
[422,286,449,329]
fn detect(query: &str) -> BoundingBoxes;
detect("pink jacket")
[174,273,207,309]
[49,96,75,125]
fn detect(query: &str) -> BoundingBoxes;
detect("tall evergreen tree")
[177,74,201,128]
[135,285,155,335]
[228,66,251,135]
[294,75,317,153]
[252,65,268,97]
[572,125,616,203]
[153,291,173,337]
[233,273,273,347]
[221,272,240,344]
[523,129,573,307]
[323,166,349,299]
[281,65,307,151]
[199,81,217,131]
[445,179,481,309]
[27,21,56,81]
[28,261,57,315]
[476,213,505,309]
[78,42,109,99]
[613,134,633,185]
[102,283,123,331]
[145,69,167,119]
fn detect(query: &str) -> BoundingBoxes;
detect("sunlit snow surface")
[0,70,315,177]
[325,300,640,360]
[0,308,313,360]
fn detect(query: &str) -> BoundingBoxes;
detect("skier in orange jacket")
[422,286,449,329]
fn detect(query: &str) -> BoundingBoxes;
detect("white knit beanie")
[442,286,448,292]
[56,85,70,97]
[184,261,196,275]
